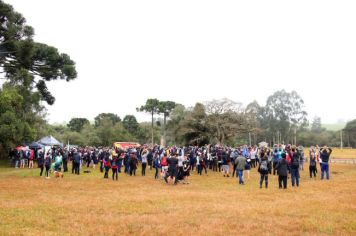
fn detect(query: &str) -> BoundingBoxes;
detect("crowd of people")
[8,144,333,188]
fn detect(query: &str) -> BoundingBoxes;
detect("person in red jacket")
[29,149,35,169]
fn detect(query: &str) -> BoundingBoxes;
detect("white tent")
[37,135,63,146]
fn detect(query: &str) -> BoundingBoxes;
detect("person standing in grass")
[37,150,44,176]
[276,153,289,189]
[222,150,230,177]
[129,150,138,176]
[141,149,148,176]
[44,151,51,179]
[309,149,318,179]
[164,152,178,185]
[103,151,111,179]
[182,155,191,184]
[235,153,246,185]
[258,148,270,188]
[111,155,119,181]
[320,146,332,180]
[153,152,161,179]
[73,149,81,175]
[290,146,301,187]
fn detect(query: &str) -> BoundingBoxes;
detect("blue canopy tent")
[28,142,44,149]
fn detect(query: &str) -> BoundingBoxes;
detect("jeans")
[291,168,299,186]
[237,169,244,184]
[321,163,329,180]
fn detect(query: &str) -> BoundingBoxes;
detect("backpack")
[292,156,299,167]
[260,160,268,171]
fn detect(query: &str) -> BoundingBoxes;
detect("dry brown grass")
[328,149,356,159]
[0,163,355,236]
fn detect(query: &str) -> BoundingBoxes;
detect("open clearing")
[0,163,355,236]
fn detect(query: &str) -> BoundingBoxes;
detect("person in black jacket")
[62,150,68,172]
[73,149,81,175]
[276,153,289,189]
[37,150,44,176]
[290,147,300,187]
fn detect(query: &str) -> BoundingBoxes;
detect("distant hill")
[322,123,346,131]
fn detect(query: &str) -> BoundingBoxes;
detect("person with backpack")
[309,149,318,179]
[320,146,332,180]
[290,146,301,187]
[258,148,270,188]
[37,150,44,176]
[44,152,51,179]
[276,153,289,189]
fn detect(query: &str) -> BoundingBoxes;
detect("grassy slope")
[0,163,355,236]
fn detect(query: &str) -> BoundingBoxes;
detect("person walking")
[235,154,246,185]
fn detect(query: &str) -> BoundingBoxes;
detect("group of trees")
[0,1,77,157]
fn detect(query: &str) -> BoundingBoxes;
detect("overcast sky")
[6,0,356,124]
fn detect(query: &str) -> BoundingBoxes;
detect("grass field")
[0,162,355,236]
[327,148,356,159]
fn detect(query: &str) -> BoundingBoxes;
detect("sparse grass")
[0,163,355,236]
[329,149,356,159]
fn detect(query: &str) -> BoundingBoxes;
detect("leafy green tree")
[0,1,77,105]
[67,118,89,132]
[137,98,160,146]
[0,87,35,149]
[94,113,121,127]
[176,103,210,146]
[122,115,139,135]
[265,90,308,144]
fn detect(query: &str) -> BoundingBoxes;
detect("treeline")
[34,94,356,149]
